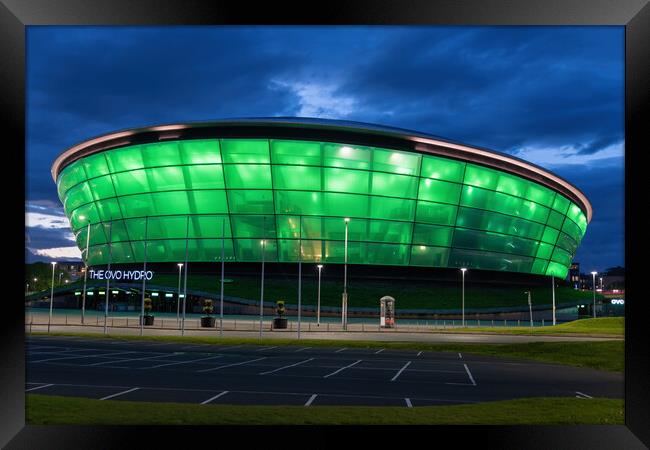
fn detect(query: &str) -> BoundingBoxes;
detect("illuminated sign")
[88,269,153,281]
[611,299,625,305]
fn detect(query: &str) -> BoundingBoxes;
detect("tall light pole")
[219,218,225,338]
[25,282,29,295]
[81,221,91,325]
[525,291,533,328]
[260,216,266,340]
[551,276,556,326]
[342,217,350,330]
[58,272,63,286]
[181,216,190,336]
[591,271,597,318]
[460,268,467,327]
[139,216,149,336]
[48,262,56,333]
[103,221,113,335]
[316,264,323,327]
[176,263,183,321]
[297,215,302,340]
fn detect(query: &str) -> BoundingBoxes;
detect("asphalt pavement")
[25,335,623,407]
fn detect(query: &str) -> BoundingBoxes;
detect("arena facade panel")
[52,118,591,279]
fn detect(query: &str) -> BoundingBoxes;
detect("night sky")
[25,26,624,273]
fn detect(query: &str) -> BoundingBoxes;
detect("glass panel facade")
[57,138,588,274]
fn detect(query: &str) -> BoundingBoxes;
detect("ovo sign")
[88,269,154,281]
[611,299,625,305]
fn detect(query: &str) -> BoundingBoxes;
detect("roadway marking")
[334,348,346,353]
[196,357,267,373]
[201,391,229,405]
[257,346,278,352]
[87,352,180,367]
[304,394,318,407]
[405,398,413,408]
[145,355,224,369]
[391,361,412,382]
[374,348,384,354]
[464,364,476,386]
[32,351,136,363]
[575,391,593,399]
[417,351,423,357]
[100,387,139,401]
[25,383,54,392]
[458,353,463,359]
[323,360,362,378]
[295,347,312,352]
[259,358,314,375]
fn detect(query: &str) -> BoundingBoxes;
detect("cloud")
[270,79,357,118]
[29,246,82,260]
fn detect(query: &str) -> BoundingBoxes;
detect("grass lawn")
[26,394,623,425]
[33,323,624,372]
[440,317,624,336]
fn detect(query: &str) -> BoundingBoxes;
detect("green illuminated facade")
[53,120,591,279]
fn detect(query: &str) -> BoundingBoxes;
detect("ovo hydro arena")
[51,118,591,283]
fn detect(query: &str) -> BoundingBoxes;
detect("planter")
[140,315,154,326]
[201,316,216,328]
[273,317,288,329]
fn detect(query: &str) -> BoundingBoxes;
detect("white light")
[460,268,467,272]
[177,263,183,268]
[340,146,353,156]
[591,271,597,275]
[317,264,323,269]
[420,246,426,250]
[51,262,57,266]
[344,218,350,223]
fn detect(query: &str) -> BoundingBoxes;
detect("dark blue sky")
[25,26,624,273]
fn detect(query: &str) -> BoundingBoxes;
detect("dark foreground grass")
[33,329,624,372]
[26,394,623,425]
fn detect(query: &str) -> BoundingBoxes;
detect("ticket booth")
[380,296,396,328]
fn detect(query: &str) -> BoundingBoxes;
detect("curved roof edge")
[51,117,593,222]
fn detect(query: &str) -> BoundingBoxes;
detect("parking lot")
[26,335,623,407]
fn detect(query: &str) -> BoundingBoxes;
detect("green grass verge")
[26,394,623,425]
[435,317,624,336]
[32,327,624,372]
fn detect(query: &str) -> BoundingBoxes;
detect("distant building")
[569,262,580,289]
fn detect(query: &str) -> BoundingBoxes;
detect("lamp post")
[25,282,29,295]
[460,268,467,327]
[591,271,597,318]
[342,217,350,330]
[316,264,323,327]
[525,291,533,328]
[58,272,63,286]
[297,215,302,340]
[219,218,225,338]
[176,263,183,321]
[103,221,113,335]
[259,214,267,340]
[48,262,56,333]
[81,221,91,325]
[551,276,556,326]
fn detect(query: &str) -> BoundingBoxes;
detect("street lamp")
[260,238,266,340]
[316,264,323,327]
[48,262,56,333]
[58,272,63,286]
[176,263,183,321]
[460,268,467,327]
[524,291,533,328]
[342,217,350,330]
[591,271,597,318]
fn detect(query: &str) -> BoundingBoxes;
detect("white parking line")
[464,364,476,386]
[304,394,318,407]
[417,351,423,357]
[374,348,384,354]
[575,391,593,399]
[196,357,267,373]
[259,358,314,375]
[405,398,413,408]
[86,352,180,367]
[458,353,463,359]
[391,361,412,382]
[201,390,229,405]
[32,351,137,363]
[295,347,312,352]
[334,348,346,353]
[100,387,139,401]
[146,355,224,369]
[25,383,54,392]
[257,346,278,352]
[323,360,362,378]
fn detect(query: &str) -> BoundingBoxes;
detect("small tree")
[276,300,285,317]
[203,299,214,316]
[143,297,153,316]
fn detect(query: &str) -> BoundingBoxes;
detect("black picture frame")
[5,0,649,447]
